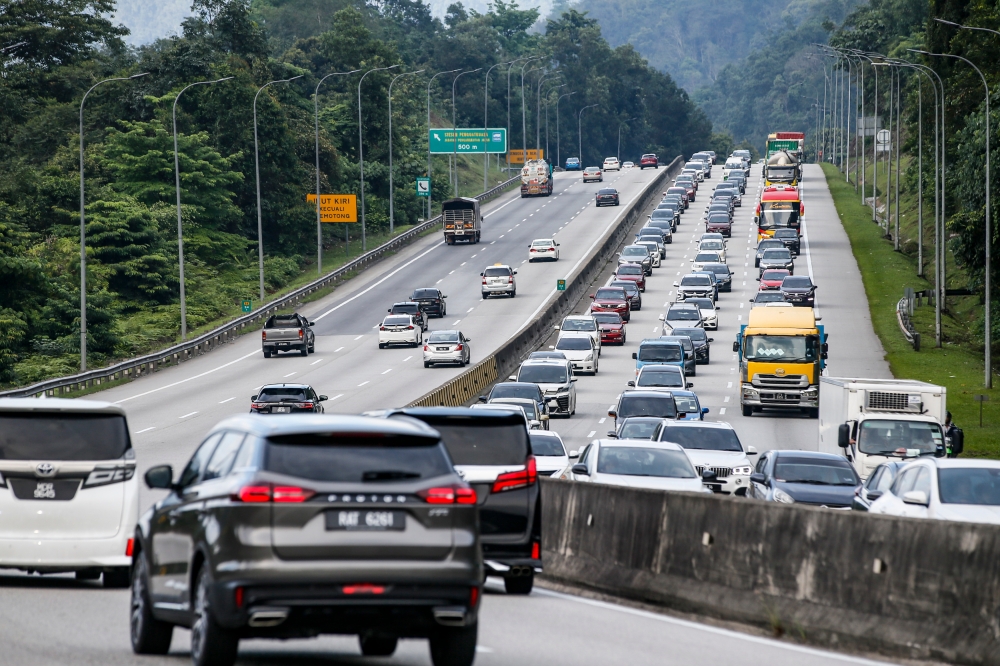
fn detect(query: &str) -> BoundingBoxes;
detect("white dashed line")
[219,397,235,404]
[449,270,455,274]
[598,417,606,424]
[311,359,323,365]
[354,335,363,341]
[135,427,155,434]
[453,320,462,325]
[460,262,466,266]
[720,407,727,415]
[382,368,393,375]
[727,382,733,389]
[358,381,370,387]
[335,347,344,352]
[179,411,198,419]
[327,394,344,402]
[283,372,296,378]
[403,356,412,362]
[587,431,596,437]
[724,396,730,402]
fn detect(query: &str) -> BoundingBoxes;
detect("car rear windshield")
[622,247,647,257]
[484,267,511,277]
[651,211,673,219]
[518,364,568,384]
[774,230,798,238]
[660,426,741,451]
[638,344,682,361]
[649,219,673,228]
[783,277,812,288]
[489,383,540,400]
[416,420,529,466]
[611,281,638,295]
[392,303,419,313]
[384,316,411,326]
[700,241,723,250]
[531,239,554,246]
[265,434,452,482]
[257,387,309,402]
[597,447,695,478]
[561,318,595,331]
[556,337,591,350]
[529,433,566,457]
[667,309,701,321]
[595,288,625,300]
[618,419,661,439]
[265,315,299,328]
[681,276,711,286]
[593,313,622,324]
[755,292,785,302]
[412,289,438,299]
[671,327,707,342]
[0,413,130,460]
[695,253,719,262]
[706,264,730,275]
[686,299,714,310]
[427,331,460,343]
[758,240,784,251]
[762,249,791,260]
[638,370,683,387]
[773,458,859,486]
[598,189,617,194]
[761,270,789,280]
[618,395,677,419]
[939,468,1000,505]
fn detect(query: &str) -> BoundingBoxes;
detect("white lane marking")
[354,335,364,340]
[179,411,198,419]
[740,302,744,308]
[335,347,344,352]
[358,381,370,387]
[800,206,818,316]
[403,355,412,362]
[283,372,296,378]
[738,315,742,321]
[311,359,323,365]
[587,431,596,437]
[724,396,730,402]
[491,241,496,244]
[116,349,260,404]
[460,262,467,266]
[134,427,155,434]
[467,307,475,313]
[727,382,733,389]
[507,229,513,232]
[720,407,727,415]
[471,254,477,258]
[652,327,658,332]
[499,234,505,238]
[476,646,494,653]
[599,417,607,424]
[327,393,344,402]
[219,397,235,404]
[449,270,455,274]
[382,368,393,375]
[436,279,443,284]
[453,320,462,325]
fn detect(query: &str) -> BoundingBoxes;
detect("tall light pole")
[507,57,535,171]
[520,59,541,157]
[545,83,566,164]
[578,104,598,166]
[484,60,513,191]
[452,68,481,197]
[388,69,424,232]
[254,75,303,301]
[78,72,148,371]
[536,72,558,152]
[427,68,461,221]
[358,64,400,252]
[173,76,232,342]
[556,91,575,167]
[618,117,637,161]
[314,68,360,273]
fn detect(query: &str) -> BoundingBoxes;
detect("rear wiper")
[362,470,420,481]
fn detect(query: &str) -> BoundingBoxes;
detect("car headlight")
[773,488,795,504]
[732,465,753,475]
[584,354,594,362]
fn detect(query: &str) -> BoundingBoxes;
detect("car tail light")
[470,586,481,608]
[407,325,414,330]
[508,276,514,283]
[251,402,264,410]
[530,248,536,252]
[235,586,245,608]
[419,485,477,504]
[343,583,385,595]
[234,485,272,503]
[482,278,487,285]
[423,345,429,351]
[531,541,540,560]
[125,538,134,557]
[295,402,314,410]
[298,328,304,339]
[261,331,266,340]
[456,344,463,351]
[492,457,537,493]
[273,485,315,502]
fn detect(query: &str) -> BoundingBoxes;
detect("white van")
[0,398,138,587]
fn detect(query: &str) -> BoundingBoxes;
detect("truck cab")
[755,185,803,242]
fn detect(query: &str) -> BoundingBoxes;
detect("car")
[697,240,727,259]
[250,384,328,414]
[728,171,747,193]
[621,161,635,169]
[582,166,603,182]
[509,358,577,416]
[660,303,703,334]
[0,398,137,588]
[714,182,742,206]
[565,157,581,170]
[670,326,713,364]
[481,263,517,298]
[410,287,447,318]
[388,301,427,331]
[608,416,663,439]
[759,269,791,290]
[705,213,733,237]
[554,333,599,375]
[700,232,726,244]
[596,187,620,206]
[691,251,723,273]
[637,226,669,252]
[868,459,1000,524]
[674,273,715,301]
[655,421,756,495]
[609,279,642,311]
[692,270,720,301]
[681,297,718,330]
[530,430,571,476]
[614,263,647,292]
[672,390,707,420]
[722,158,746,179]
[704,150,717,165]
[603,157,621,171]
[590,286,631,322]
[684,161,708,179]
[472,399,547,430]
[649,209,679,234]
[640,154,659,169]
[661,194,686,214]
[674,179,697,200]
[382,408,538,595]
[528,238,560,261]
[618,244,653,275]
[608,390,681,430]
[378,314,422,348]
[780,275,817,306]
[262,312,316,358]
[665,187,689,208]
[565,439,710,493]
[423,329,471,367]
[773,228,801,254]
[749,290,787,307]
[749,450,861,508]
[758,248,794,277]
[754,238,786,267]
[659,334,697,376]
[705,201,733,220]
[134,414,483,665]
[479,381,548,418]
[632,338,686,376]
[702,262,733,292]
[558,314,602,356]
[635,240,663,267]
[528,351,567,359]
[592,311,626,345]
[681,167,703,183]
[852,460,908,511]
[628,363,690,390]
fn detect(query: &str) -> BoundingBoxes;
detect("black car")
[596,188,620,206]
[133,415,482,666]
[852,461,908,511]
[384,408,540,595]
[671,327,713,365]
[749,290,786,307]
[780,275,817,306]
[411,288,448,318]
[609,279,642,311]
[754,239,785,267]
[608,391,677,429]
[749,450,861,508]
[480,381,549,418]
[389,302,427,331]
[773,228,801,255]
[650,209,679,233]
[702,262,732,292]
[728,172,747,193]
[250,384,328,414]
[712,190,739,209]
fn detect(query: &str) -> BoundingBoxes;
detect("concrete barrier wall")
[541,478,1000,665]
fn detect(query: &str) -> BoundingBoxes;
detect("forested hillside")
[0,0,709,386]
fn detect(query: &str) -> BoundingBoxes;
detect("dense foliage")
[0,0,710,385]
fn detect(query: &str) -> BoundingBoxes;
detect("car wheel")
[482,292,489,299]
[742,405,753,417]
[130,554,173,655]
[262,350,271,358]
[360,634,398,657]
[190,567,239,666]
[308,343,315,354]
[424,362,431,368]
[505,572,534,595]
[429,623,477,666]
[104,567,130,588]
[378,343,386,349]
[300,345,308,357]
[510,290,516,298]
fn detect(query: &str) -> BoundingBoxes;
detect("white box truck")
[818,377,959,480]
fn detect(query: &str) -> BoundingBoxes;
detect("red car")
[675,180,696,201]
[614,263,646,292]
[759,269,791,290]
[593,312,626,345]
[640,154,659,169]
[705,214,733,237]
[665,187,689,208]
[590,286,631,322]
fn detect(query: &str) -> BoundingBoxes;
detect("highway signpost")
[241,299,252,313]
[557,279,566,291]
[306,194,358,222]
[416,177,430,197]
[429,128,506,154]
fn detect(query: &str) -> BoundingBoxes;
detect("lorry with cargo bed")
[442,197,481,245]
[520,160,553,197]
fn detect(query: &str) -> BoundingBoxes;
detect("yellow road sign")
[508,149,544,164]
[307,194,358,222]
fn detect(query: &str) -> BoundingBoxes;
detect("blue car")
[632,339,686,375]
[749,450,861,508]
[671,390,708,420]
[565,157,581,170]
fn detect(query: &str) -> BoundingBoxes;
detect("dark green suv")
[130,415,482,666]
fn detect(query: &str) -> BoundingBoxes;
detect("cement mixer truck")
[764,150,801,187]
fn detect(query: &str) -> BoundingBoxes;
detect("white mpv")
[0,398,138,587]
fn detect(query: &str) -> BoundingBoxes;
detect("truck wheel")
[360,634,398,657]
[505,572,534,595]
[263,350,271,358]
[742,405,753,417]
[130,555,173,655]
[429,623,477,666]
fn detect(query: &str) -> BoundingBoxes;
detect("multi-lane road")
[0,162,901,665]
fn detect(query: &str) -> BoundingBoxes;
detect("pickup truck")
[261,313,315,358]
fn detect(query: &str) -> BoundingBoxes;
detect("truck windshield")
[856,420,943,456]
[759,202,799,230]
[744,335,817,362]
[766,166,797,182]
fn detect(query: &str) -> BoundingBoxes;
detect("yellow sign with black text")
[507,149,544,164]
[307,194,358,222]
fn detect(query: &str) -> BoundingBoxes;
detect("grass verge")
[822,163,998,457]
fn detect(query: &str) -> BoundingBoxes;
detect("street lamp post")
[617,118,637,161]
[544,83,566,164]
[427,68,461,221]
[358,64,401,252]
[506,58,533,173]
[520,59,541,157]
[452,68,481,197]
[254,75,303,302]
[556,91,575,167]
[78,72,148,371]
[536,73,558,152]
[484,61,513,191]
[578,104,598,166]
[172,76,232,342]
[388,69,424,232]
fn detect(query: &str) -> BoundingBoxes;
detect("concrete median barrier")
[541,478,1000,665]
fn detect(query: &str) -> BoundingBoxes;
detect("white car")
[628,363,691,390]
[622,161,635,170]
[691,250,723,273]
[655,421,757,496]
[0,398,138,587]
[554,333,598,375]
[422,329,470,367]
[603,157,621,171]
[528,238,560,262]
[660,303,703,334]
[481,263,517,298]
[697,239,728,262]
[635,240,662,267]
[869,459,1000,524]
[564,439,710,492]
[530,430,570,474]
[683,297,718,329]
[378,314,422,348]
[558,315,602,356]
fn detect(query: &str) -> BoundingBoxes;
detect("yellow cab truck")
[733,306,828,418]
[754,184,804,241]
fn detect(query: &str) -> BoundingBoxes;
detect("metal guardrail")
[0,175,522,398]
[897,288,920,351]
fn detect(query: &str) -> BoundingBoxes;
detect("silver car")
[509,358,578,417]
[618,244,652,275]
[422,330,471,367]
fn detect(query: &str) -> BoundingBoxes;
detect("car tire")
[505,573,534,595]
[263,350,271,358]
[308,343,315,354]
[190,567,239,666]
[424,362,430,368]
[482,292,489,299]
[429,623,477,666]
[742,405,753,417]
[510,290,516,298]
[378,343,386,349]
[104,567,131,588]
[300,345,308,357]
[360,634,398,657]
[130,555,173,655]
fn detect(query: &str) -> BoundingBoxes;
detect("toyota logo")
[774,368,786,376]
[35,463,56,478]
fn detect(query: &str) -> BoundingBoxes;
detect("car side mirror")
[627,381,635,387]
[701,469,718,482]
[701,407,709,414]
[478,395,488,402]
[570,377,578,382]
[732,342,739,352]
[902,490,929,507]
[749,472,767,485]
[480,273,484,276]
[838,423,851,448]
[606,431,618,439]
[590,294,595,299]
[144,465,174,490]
[708,338,714,343]
[508,375,517,381]
[672,282,679,288]
[251,394,258,401]
[631,353,637,359]
[318,395,328,401]
[608,409,617,418]
[513,270,517,275]
[571,463,590,476]
[539,414,549,421]
[387,308,392,312]
[569,450,579,459]
[309,321,315,326]
[658,314,665,321]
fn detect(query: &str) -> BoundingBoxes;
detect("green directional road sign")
[429,128,507,154]
[416,177,430,197]
[241,299,252,313]
[557,279,566,292]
